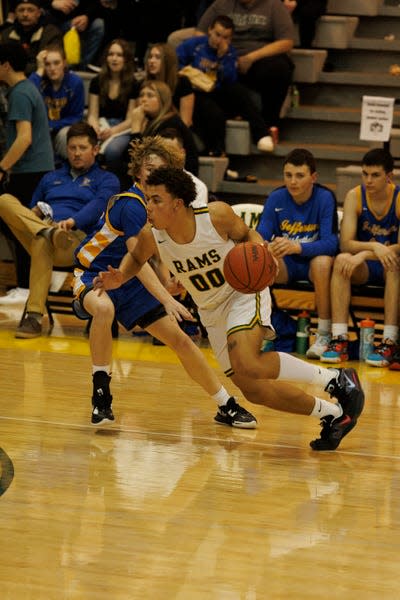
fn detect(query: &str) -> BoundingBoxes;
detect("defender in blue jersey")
[73,136,256,428]
[320,148,400,367]
[257,149,339,358]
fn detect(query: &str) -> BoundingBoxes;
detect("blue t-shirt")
[257,183,339,258]
[5,79,54,174]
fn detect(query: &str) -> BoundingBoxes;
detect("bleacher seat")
[313,16,359,49]
[198,156,229,192]
[327,0,383,17]
[231,203,263,228]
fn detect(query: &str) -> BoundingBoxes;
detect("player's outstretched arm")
[136,262,193,322]
[94,226,156,291]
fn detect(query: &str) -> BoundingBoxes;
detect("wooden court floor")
[0,301,399,599]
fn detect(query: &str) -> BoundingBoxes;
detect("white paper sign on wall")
[360,96,394,142]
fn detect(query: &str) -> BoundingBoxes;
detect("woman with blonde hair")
[129,80,198,175]
[87,38,140,174]
[145,42,194,127]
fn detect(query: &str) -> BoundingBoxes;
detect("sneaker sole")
[91,416,115,425]
[365,359,389,367]
[15,331,41,339]
[231,420,257,429]
[348,368,365,417]
[320,356,348,363]
[214,416,257,429]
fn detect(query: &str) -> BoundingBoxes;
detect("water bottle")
[359,317,375,360]
[295,311,310,355]
[291,85,300,108]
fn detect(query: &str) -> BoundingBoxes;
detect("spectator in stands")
[0,121,120,337]
[29,43,85,161]
[257,148,338,358]
[87,38,139,176]
[177,14,275,154]
[0,0,62,75]
[197,0,295,140]
[129,80,199,176]
[145,42,195,128]
[43,0,104,70]
[0,40,54,305]
[320,148,400,367]
[282,0,327,49]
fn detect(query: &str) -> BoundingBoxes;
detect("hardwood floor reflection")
[0,322,399,599]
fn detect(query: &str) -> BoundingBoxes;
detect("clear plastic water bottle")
[359,317,375,360]
[295,311,310,355]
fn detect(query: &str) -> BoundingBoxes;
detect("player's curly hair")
[146,167,196,207]
[127,135,185,180]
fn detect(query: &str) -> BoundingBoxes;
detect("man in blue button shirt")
[0,121,120,337]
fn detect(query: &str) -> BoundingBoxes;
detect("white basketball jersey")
[152,206,235,310]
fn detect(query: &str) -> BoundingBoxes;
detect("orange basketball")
[223,242,277,294]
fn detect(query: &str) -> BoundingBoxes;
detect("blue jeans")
[100,118,131,173]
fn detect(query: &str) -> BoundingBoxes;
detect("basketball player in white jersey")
[95,167,365,451]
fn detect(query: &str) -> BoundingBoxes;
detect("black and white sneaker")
[214,397,257,429]
[91,372,115,425]
[92,401,114,425]
[310,367,364,451]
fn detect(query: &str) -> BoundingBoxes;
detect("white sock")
[332,324,348,339]
[310,397,343,419]
[277,352,338,387]
[317,319,331,334]
[92,365,111,375]
[383,326,398,343]
[212,386,231,406]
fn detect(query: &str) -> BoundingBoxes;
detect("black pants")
[239,54,294,129]
[293,0,328,48]
[1,171,48,289]
[193,82,268,155]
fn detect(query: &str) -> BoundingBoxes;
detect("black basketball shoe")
[91,372,114,425]
[214,397,257,429]
[310,367,364,451]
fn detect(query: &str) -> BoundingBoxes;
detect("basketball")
[223,242,277,293]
